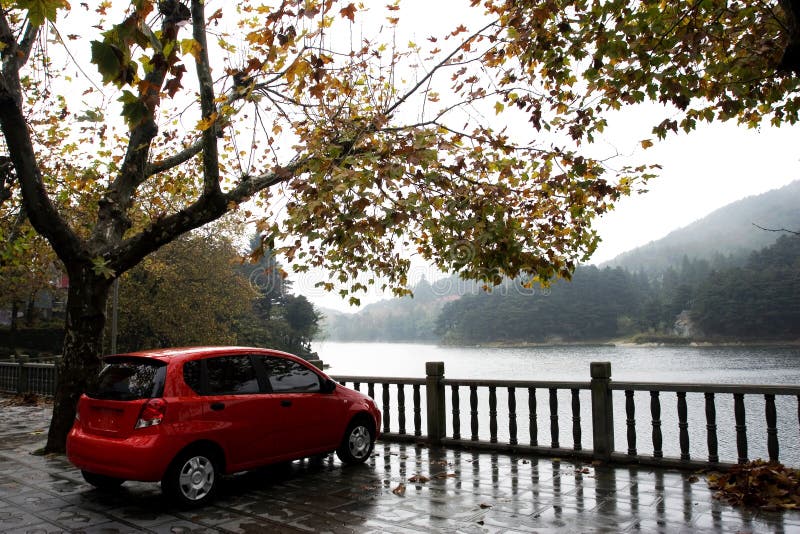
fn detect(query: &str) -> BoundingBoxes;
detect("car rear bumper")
[67,425,177,482]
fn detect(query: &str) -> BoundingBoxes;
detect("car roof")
[107,346,301,363]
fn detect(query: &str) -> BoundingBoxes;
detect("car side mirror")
[321,379,336,394]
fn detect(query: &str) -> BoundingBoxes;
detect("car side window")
[262,356,320,393]
[205,355,259,395]
[183,360,203,394]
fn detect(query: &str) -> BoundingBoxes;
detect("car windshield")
[88,358,167,400]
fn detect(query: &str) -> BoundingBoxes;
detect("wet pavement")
[1,397,800,533]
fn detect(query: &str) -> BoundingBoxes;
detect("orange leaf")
[340,3,356,22]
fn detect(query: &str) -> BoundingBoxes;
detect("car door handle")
[210,402,225,411]
[280,400,292,407]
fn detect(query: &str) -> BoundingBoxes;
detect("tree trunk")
[44,264,112,453]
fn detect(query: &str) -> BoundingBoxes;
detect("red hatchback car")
[67,347,381,507]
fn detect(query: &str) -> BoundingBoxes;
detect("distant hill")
[318,275,478,342]
[603,180,800,274]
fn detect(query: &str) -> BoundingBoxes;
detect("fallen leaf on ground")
[409,474,430,483]
[479,503,492,509]
[392,483,406,496]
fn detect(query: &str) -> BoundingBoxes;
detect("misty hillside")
[319,276,479,342]
[603,180,800,274]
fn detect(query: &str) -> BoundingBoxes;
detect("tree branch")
[191,0,222,200]
[146,139,204,176]
[752,223,800,235]
[0,11,82,264]
[95,5,189,249]
[385,19,498,116]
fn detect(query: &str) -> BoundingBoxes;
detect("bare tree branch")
[752,223,800,235]
[146,140,204,176]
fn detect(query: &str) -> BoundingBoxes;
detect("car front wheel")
[162,450,220,508]
[336,419,374,464]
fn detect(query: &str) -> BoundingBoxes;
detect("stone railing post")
[426,362,446,445]
[590,361,614,461]
[17,355,30,394]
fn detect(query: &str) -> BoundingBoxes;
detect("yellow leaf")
[180,38,202,60]
[196,112,218,131]
[640,139,653,149]
[494,102,504,114]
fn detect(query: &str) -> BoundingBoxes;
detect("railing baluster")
[397,384,406,435]
[353,381,360,392]
[765,394,779,462]
[705,392,719,463]
[451,385,461,440]
[571,388,581,451]
[677,391,690,461]
[549,388,559,449]
[489,386,498,443]
[413,384,421,436]
[382,383,390,433]
[650,391,663,458]
[625,390,637,456]
[508,387,518,446]
[734,393,748,463]
[470,385,479,441]
[528,387,538,447]
[368,382,375,400]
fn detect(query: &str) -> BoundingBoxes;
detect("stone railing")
[333,361,800,469]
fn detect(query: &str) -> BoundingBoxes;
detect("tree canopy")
[487,0,800,139]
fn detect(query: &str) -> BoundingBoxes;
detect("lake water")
[312,341,800,466]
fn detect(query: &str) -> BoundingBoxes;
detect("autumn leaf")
[408,474,430,483]
[196,112,218,131]
[392,483,406,496]
[180,38,202,60]
[340,3,356,22]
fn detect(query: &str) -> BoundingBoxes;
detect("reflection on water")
[316,342,800,466]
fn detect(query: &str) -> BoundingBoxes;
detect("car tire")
[81,470,124,490]
[162,449,220,508]
[336,418,374,465]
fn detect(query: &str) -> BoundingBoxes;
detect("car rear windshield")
[87,357,167,400]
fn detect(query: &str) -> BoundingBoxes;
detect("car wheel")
[81,470,124,490]
[162,449,220,508]
[336,419,374,465]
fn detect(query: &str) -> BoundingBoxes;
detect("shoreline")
[317,339,800,349]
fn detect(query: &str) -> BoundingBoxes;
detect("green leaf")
[90,40,124,84]
[14,0,66,27]
[117,90,147,129]
[91,257,116,279]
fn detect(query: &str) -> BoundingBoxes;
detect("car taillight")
[135,398,166,429]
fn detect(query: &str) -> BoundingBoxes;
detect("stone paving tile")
[3,398,800,533]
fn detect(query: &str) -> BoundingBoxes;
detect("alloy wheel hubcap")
[349,426,370,458]
[178,456,214,501]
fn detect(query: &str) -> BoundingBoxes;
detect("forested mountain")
[604,181,800,274]
[435,268,645,343]
[692,235,800,339]
[435,235,800,343]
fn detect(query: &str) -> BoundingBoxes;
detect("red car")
[67,347,381,507]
